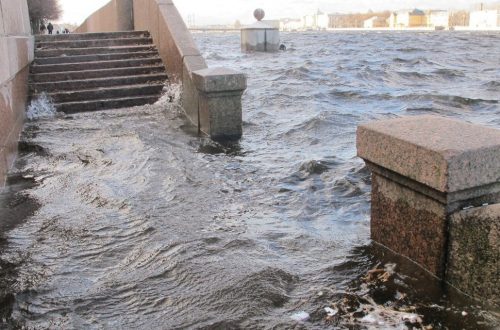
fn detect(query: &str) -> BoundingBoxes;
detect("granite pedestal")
[357,115,500,304]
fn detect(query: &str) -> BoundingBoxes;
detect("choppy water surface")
[1,32,499,329]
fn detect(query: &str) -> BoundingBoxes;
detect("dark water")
[0,32,499,329]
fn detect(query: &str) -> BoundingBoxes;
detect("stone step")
[31,65,166,82]
[55,95,160,113]
[36,37,153,50]
[30,73,168,93]
[34,83,165,103]
[34,51,159,65]
[30,29,168,113]
[35,45,155,58]
[35,31,150,42]
[31,57,162,74]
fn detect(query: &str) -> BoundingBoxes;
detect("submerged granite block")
[241,26,280,52]
[447,204,499,307]
[371,173,448,276]
[192,67,246,140]
[357,115,500,301]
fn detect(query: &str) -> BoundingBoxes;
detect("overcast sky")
[58,0,496,25]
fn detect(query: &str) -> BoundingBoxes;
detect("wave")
[393,71,433,80]
[204,51,228,60]
[396,93,498,106]
[482,80,500,91]
[329,90,365,99]
[299,159,342,175]
[396,47,425,52]
[432,68,465,78]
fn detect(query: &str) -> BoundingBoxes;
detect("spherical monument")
[253,8,265,21]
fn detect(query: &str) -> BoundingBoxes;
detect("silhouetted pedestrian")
[47,22,53,35]
[40,23,46,34]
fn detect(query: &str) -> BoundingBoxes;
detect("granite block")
[357,115,500,193]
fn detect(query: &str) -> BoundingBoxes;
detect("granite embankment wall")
[0,0,34,187]
[77,0,246,140]
[75,0,133,33]
[132,0,208,131]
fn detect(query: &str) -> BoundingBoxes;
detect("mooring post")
[357,115,500,304]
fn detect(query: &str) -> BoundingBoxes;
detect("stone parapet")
[357,115,500,302]
[192,68,246,139]
[133,0,247,139]
[75,0,133,33]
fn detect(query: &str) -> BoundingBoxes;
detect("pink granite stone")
[357,115,500,193]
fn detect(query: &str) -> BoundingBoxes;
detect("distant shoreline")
[189,27,500,33]
[324,27,500,32]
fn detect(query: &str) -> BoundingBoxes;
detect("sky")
[58,0,497,25]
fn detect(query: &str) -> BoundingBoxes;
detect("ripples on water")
[0,32,499,328]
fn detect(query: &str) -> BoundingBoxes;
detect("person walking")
[40,23,46,34]
[47,22,54,35]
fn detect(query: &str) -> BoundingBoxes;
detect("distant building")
[363,16,388,28]
[389,9,426,28]
[328,14,346,28]
[316,11,329,29]
[427,10,449,28]
[302,10,329,30]
[280,18,302,31]
[303,15,315,29]
[469,7,500,28]
[262,20,280,29]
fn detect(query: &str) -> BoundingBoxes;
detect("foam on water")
[155,82,182,109]
[26,93,56,120]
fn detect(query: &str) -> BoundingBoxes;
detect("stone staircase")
[30,31,167,113]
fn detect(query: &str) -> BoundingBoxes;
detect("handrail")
[75,0,133,33]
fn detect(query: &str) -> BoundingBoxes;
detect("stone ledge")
[192,68,247,93]
[357,115,500,193]
[366,160,500,213]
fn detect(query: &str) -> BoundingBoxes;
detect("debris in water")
[290,311,310,322]
[322,263,425,328]
[325,307,338,316]
[362,262,396,284]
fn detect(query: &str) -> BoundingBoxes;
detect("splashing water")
[26,93,56,120]
[155,83,182,109]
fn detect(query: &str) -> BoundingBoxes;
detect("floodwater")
[1,32,499,329]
